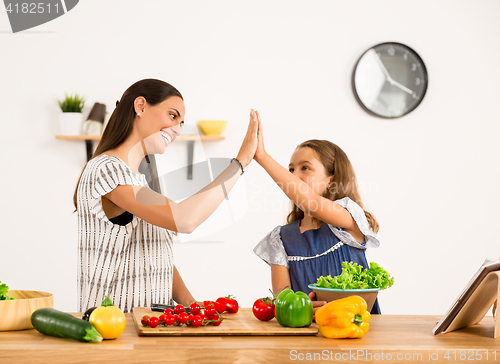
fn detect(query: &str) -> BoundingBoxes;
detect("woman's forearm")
[108,160,244,233]
[172,265,196,306]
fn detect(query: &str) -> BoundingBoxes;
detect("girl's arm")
[270,264,291,295]
[104,111,258,233]
[254,113,362,240]
[271,264,326,313]
[172,265,196,306]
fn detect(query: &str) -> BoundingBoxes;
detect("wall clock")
[352,42,428,118]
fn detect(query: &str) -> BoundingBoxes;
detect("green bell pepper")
[274,289,313,328]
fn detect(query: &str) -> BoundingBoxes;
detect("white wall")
[1,0,499,315]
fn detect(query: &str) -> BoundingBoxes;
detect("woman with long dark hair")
[74,79,258,312]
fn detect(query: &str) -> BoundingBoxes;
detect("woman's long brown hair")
[286,139,379,233]
[73,79,183,210]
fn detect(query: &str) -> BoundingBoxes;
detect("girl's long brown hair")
[73,79,183,210]
[286,139,379,233]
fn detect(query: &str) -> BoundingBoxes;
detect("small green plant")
[58,93,86,113]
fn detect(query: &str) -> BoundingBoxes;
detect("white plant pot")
[59,112,83,135]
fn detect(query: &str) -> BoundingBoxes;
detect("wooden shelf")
[55,135,224,141]
[56,134,225,180]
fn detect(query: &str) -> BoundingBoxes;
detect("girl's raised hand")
[235,109,259,168]
[254,110,267,163]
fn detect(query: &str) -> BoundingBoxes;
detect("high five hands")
[236,109,266,169]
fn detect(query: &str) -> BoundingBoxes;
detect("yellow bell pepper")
[315,295,370,339]
[89,296,126,340]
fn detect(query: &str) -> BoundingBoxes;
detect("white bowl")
[308,284,379,312]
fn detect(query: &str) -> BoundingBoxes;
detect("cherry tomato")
[173,314,180,325]
[211,314,223,326]
[148,316,159,328]
[204,300,226,314]
[141,315,150,326]
[191,315,202,327]
[178,312,190,325]
[204,305,215,317]
[163,308,174,315]
[185,314,194,327]
[165,314,176,326]
[217,295,239,313]
[200,314,208,325]
[159,313,168,324]
[189,303,201,315]
[252,297,275,321]
[174,304,185,314]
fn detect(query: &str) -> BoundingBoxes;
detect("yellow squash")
[89,296,126,340]
[315,295,370,339]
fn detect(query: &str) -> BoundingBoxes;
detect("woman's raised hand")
[235,109,259,168]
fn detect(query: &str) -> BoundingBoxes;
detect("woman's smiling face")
[289,147,332,196]
[137,95,185,155]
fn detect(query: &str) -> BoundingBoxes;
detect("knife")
[151,303,189,313]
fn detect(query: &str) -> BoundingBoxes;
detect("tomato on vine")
[141,315,150,326]
[189,303,201,315]
[191,315,203,327]
[165,314,176,326]
[204,304,216,318]
[252,290,276,321]
[178,312,190,325]
[158,314,168,325]
[174,304,185,314]
[148,316,159,328]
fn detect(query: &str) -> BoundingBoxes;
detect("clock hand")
[373,52,394,82]
[373,51,414,94]
[390,80,414,95]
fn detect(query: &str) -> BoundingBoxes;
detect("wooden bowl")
[0,290,53,331]
[197,120,227,136]
[308,284,379,312]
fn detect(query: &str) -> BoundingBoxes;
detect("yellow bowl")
[197,120,227,136]
[0,290,53,331]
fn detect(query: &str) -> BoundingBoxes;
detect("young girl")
[253,113,381,314]
[74,79,258,312]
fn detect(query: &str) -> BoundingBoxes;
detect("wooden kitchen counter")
[1,310,499,364]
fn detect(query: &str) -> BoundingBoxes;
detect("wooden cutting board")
[132,307,318,336]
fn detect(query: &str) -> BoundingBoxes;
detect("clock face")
[353,42,428,118]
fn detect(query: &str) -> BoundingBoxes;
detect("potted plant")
[57,93,86,135]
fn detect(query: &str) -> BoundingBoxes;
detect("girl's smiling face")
[289,147,332,196]
[137,95,185,154]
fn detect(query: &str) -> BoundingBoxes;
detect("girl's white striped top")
[77,155,174,313]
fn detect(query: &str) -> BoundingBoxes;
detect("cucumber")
[31,308,102,342]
